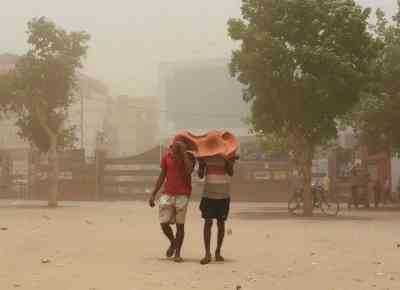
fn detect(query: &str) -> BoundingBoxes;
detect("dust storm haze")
[0,0,396,96]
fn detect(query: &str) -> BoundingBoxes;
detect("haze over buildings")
[0,0,395,97]
[0,0,398,153]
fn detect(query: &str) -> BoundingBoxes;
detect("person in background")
[149,140,195,263]
[397,177,400,202]
[323,174,330,194]
[373,179,382,208]
[360,166,370,208]
[383,177,392,205]
[349,165,359,209]
[197,155,236,265]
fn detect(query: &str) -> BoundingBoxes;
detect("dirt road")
[1,200,399,290]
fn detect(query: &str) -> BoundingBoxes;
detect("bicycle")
[288,184,340,216]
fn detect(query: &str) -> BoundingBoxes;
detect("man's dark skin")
[149,141,194,263]
[198,157,234,264]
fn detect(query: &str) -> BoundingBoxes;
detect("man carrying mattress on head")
[171,130,239,265]
[149,138,195,263]
[197,153,237,265]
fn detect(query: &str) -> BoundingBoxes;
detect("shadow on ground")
[233,206,373,222]
[151,257,237,265]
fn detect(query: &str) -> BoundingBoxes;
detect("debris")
[227,228,233,235]
[41,258,51,264]
[42,215,51,220]
[13,283,21,288]
[236,285,242,290]
[396,243,400,248]
[310,252,316,256]
[85,220,93,225]
[1,227,8,231]
[373,261,383,265]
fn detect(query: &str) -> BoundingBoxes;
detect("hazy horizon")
[0,0,396,97]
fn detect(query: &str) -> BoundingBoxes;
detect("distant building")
[0,53,110,159]
[158,59,249,137]
[67,74,110,158]
[0,54,18,73]
[104,95,159,157]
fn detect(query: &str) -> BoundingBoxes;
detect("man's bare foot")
[166,243,176,258]
[200,255,212,265]
[173,256,184,263]
[215,252,225,262]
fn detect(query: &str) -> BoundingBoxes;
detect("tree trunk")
[303,156,313,216]
[47,135,59,208]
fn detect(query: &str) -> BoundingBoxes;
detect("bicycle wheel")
[320,194,340,216]
[288,192,304,215]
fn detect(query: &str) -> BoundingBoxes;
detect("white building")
[103,95,160,157]
[67,74,110,158]
[158,59,250,139]
[0,53,110,159]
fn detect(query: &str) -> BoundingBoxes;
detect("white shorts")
[159,194,189,224]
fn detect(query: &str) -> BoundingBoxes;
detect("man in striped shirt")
[198,155,235,265]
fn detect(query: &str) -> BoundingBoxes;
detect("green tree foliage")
[12,17,90,152]
[348,3,400,155]
[228,0,379,215]
[8,17,90,207]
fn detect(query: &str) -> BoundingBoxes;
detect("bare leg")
[161,223,175,258]
[200,219,213,265]
[215,219,225,261]
[174,224,185,262]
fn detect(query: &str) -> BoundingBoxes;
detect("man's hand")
[149,195,156,208]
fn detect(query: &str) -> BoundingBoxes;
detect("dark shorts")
[200,197,230,221]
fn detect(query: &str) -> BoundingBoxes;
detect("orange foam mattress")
[173,130,239,160]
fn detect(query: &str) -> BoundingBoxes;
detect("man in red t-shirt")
[149,140,194,263]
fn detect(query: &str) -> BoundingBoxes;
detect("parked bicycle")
[288,182,340,216]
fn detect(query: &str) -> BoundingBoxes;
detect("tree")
[347,3,400,155]
[11,17,90,207]
[228,0,379,215]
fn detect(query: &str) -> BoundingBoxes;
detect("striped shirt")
[202,156,231,199]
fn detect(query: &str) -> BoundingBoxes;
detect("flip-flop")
[215,254,225,262]
[166,244,176,258]
[173,256,184,263]
[200,256,212,265]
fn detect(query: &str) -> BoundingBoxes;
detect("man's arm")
[149,167,166,207]
[176,142,194,175]
[182,152,195,176]
[198,159,206,179]
[225,159,235,177]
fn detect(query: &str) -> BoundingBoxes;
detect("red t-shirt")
[161,151,192,196]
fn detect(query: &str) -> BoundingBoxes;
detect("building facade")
[0,53,111,159]
[103,95,159,157]
[158,59,249,138]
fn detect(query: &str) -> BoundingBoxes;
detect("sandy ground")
[1,200,400,290]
